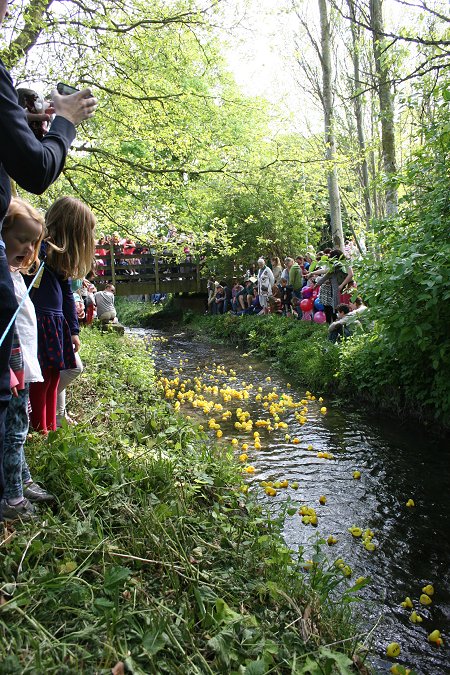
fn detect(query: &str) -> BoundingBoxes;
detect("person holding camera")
[0,0,98,503]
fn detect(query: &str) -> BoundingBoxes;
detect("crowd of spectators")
[94,234,196,281]
[206,247,367,343]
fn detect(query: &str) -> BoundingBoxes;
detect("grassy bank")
[183,313,450,429]
[0,328,368,674]
[115,297,163,327]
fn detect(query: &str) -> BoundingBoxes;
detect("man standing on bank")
[0,0,97,501]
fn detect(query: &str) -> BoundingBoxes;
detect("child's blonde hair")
[45,196,96,279]
[3,197,45,272]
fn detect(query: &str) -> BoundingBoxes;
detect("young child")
[1,198,55,521]
[27,196,96,433]
[278,277,292,316]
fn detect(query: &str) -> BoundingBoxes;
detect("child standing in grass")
[27,196,96,434]
[0,198,55,521]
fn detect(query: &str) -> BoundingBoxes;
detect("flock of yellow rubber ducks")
[156,350,444,670]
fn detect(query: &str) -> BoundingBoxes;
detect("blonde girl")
[1,198,55,521]
[27,196,96,433]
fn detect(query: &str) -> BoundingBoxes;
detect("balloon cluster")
[299,285,326,323]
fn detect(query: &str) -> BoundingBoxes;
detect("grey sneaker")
[23,482,55,503]
[1,498,36,522]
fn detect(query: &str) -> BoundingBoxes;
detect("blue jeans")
[0,246,19,498]
[3,385,32,501]
[329,325,352,343]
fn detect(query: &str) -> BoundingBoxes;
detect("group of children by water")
[0,195,119,523]
[206,249,367,341]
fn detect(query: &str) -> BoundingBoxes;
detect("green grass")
[0,327,370,674]
[114,297,163,327]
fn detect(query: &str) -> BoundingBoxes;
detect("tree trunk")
[0,0,54,68]
[370,0,398,216]
[318,0,344,251]
[347,0,373,231]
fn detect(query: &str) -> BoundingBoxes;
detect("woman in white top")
[257,258,275,315]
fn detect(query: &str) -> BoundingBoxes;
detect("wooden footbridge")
[94,247,205,297]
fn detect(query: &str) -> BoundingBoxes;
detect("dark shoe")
[23,482,56,503]
[1,498,36,522]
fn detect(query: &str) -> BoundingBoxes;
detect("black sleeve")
[0,60,76,195]
[61,278,79,336]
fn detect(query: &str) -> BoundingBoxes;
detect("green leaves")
[104,565,132,590]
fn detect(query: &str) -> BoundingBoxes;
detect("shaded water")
[131,327,450,674]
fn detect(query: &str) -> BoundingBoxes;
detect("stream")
[130,327,450,675]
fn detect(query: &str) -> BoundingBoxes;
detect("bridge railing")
[94,246,203,296]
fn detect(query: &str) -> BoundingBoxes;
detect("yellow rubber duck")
[348,526,362,537]
[238,453,248,462]
[419,593,432,606]
[400,597,413,608]
[319,495,327,505]
[422,584,434,596]
[386,642,401,658]
[405,499,415,507]
[409,611,423,623]
[291,482,299,489]
[428,630,443,646]
[353,470,361,479]
[390,666,411,675]
[244,466,255,474]
[327,535,338,546]
[265,486,277,497]
[320,406,327,414]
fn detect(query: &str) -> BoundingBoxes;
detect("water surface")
[132,327,450,674]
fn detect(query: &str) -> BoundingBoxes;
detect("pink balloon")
[301,286,313,298]
[313,311,326,324]
[302,311,313,321]
[300,298,314,312]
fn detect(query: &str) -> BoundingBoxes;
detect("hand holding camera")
[52,83,98,126]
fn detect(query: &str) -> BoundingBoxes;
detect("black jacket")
[0,58,76,227]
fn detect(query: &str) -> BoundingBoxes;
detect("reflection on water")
[131,328,450,675]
